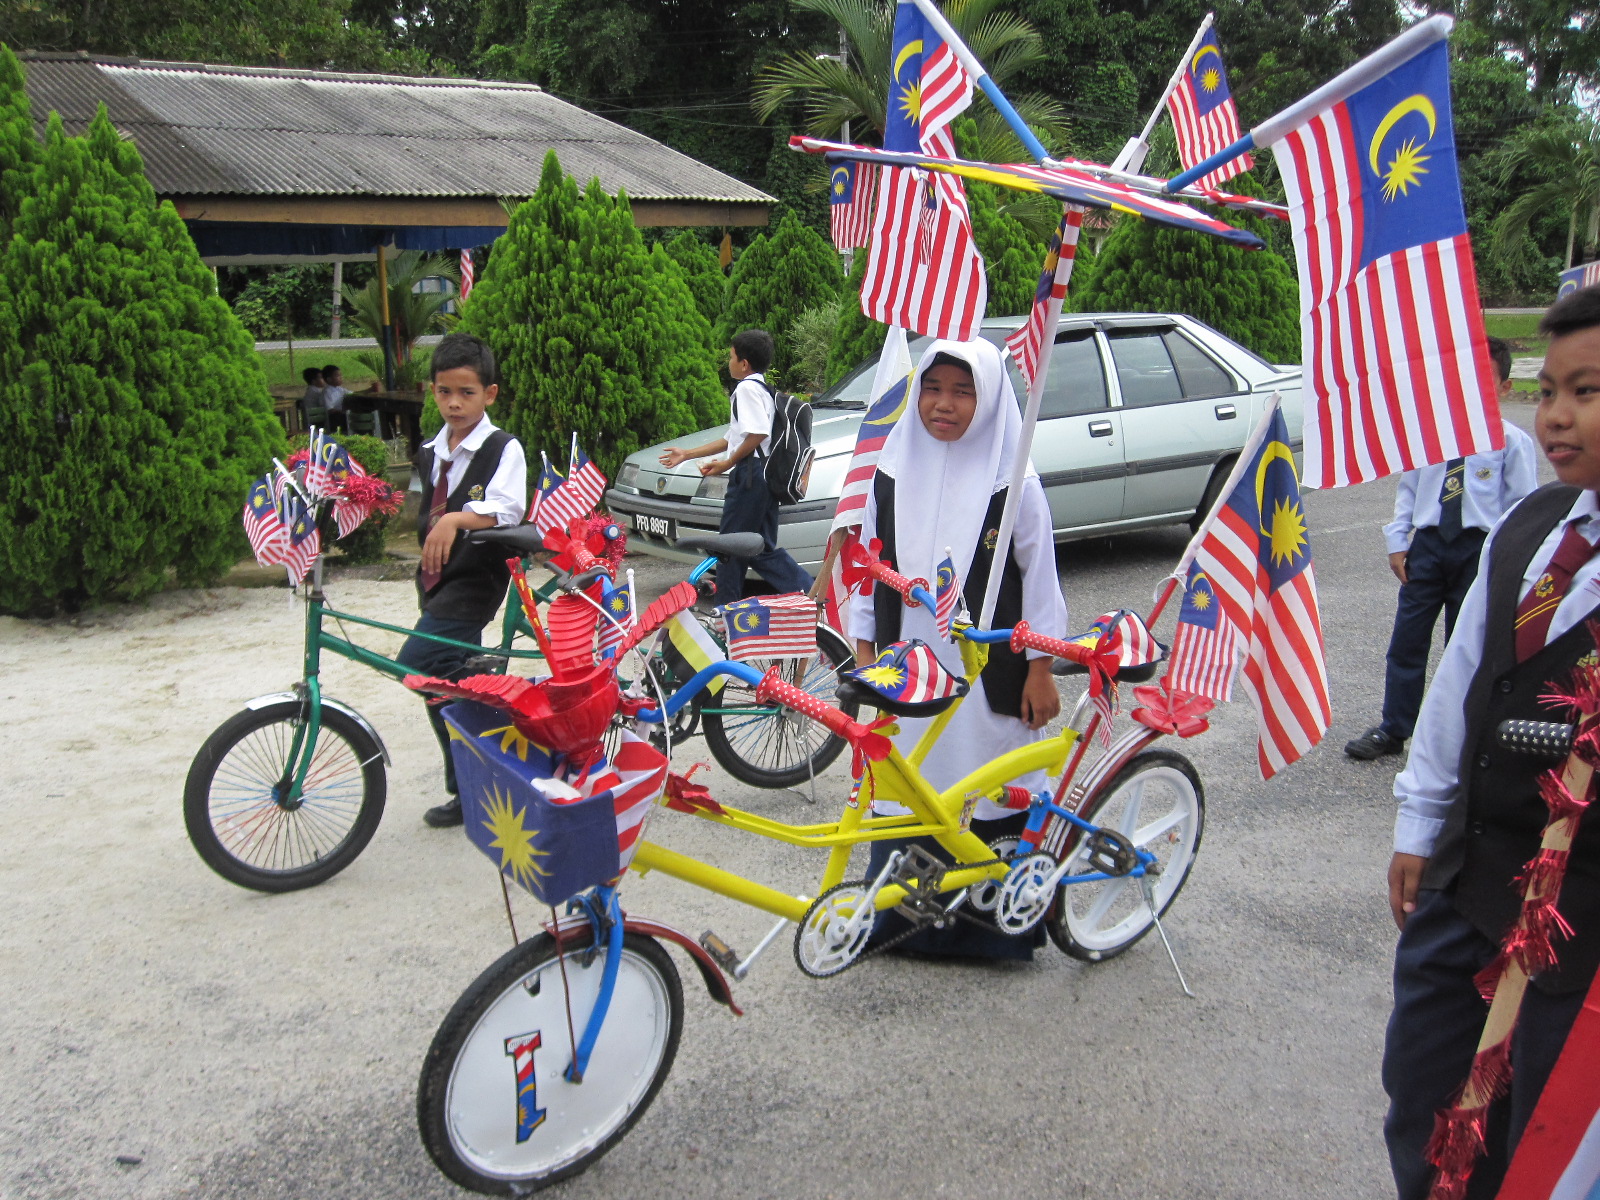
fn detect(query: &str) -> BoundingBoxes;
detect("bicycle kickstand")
[1139,874,1195,1000]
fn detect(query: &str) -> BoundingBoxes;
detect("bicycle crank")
[995,852,1058,935]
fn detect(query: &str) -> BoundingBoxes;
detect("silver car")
[606,313,1304,568]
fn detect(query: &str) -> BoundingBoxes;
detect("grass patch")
[257,347,380,390]
[1484,312,1548,358]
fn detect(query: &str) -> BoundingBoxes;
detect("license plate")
[632,513,675,540]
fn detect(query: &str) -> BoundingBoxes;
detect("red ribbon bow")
[663,763,725,815]
[1130,681,1214,738]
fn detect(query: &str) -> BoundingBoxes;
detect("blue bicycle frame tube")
[635,660,766,721]
[687,555,717,586]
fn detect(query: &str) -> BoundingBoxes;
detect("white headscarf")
[877,338,1035,586]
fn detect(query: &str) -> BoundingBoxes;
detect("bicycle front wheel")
[183,700,386,892]
[418,932,683,1195]
[701,624,857,789]
[1047,749,1204,962]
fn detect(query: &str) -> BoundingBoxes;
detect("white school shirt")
[1393,490,1600,857]
[322,384,348,414]
[726,374,773,457]
[421,414,528,527]
[1383,419,1538,554]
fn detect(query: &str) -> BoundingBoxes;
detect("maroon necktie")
[419,458,450,593]
[1513,522,1597,661]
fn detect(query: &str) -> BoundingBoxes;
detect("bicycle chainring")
[995,852,1057,935]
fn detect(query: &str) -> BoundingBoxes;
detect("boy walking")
[1383,288,1600,1197]
[657,329,811,605]
[1347,338,1538,759]
[396,333,527,827]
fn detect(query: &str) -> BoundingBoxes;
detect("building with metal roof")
[19,52,773,262]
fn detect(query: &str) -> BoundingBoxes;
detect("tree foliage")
[459,151,725,479]
[716,211,843,384]
[0,45,33,232]
[0,103,283,614]
[662,231,728,328]
[1070,181,1300,365]
[341,248,458,359]
[825,250,887,386]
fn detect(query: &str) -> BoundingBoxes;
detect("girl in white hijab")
[847,337,1069,958]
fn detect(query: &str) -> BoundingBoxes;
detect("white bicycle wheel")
[418,932,683,1195]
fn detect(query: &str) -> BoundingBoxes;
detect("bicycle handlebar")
[753,671,861,742]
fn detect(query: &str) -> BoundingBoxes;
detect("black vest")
[1426,483,1600,994]
[871,474,1027,717]
[417,430,514,625]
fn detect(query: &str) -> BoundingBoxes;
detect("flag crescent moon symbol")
[1190,43,1222,73]
[866,378,910,426]
[735,612,757,632]
[1368,94,1437,176]
[1560,278,1579,298]
[831,165,851,193]
[894,40,923,80]
[1254,441,1299,534]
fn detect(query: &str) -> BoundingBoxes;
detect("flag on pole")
[1558,262,1600,300]
[1166,25,1254,190]
[832,327,913,534]
[1271,38,1501,490]
[718,594,818,660]
[859,0,986,341]
[243,475,286,563]
[568,439,608,511]
[280,495,321,584]
[459,249,475,302]
[596,579,633,657]
[1165,562,1239,701]
[1189,401,1329,777]
[529,455,564,534]
[933,552,962,640]
[829,161,876,250]
[1004,206,1085,393]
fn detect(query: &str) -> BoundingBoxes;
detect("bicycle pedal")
[698,930,741,974]
[888,845,948,924]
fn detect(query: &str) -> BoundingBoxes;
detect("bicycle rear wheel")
[183,701,386,892]
[418,932,683,1195]
[701,624,857,788]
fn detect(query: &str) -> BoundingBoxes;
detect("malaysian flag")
[532,443,605,535]
[859,0,986,341]
[1558,263,1600,300]
[829,161,876,251]
[529,455,564,534]
[719,594,818,661]
[581,729,669,871]
[280,495,321,584]
[1066,610,1165,669]
[1165,562,1239,701]
[567,440,607,511]
[1166,25,1254,190]
[933,552,962,640]
[1271,38,1502,489]
[459,249,475,303]
[597,578,633,657]
[242,475,286,564]
[1004,206,1085,394]
[831,327,912,533]
[1191,401,1330,777]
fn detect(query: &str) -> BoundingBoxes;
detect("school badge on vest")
[1475,467,1493,481]
[983,527,999,551]
[469,484,485,501]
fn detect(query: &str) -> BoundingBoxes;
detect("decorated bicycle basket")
[441,699,667,906]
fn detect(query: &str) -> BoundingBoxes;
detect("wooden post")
[331,261,343,340]
[376,238,396,390]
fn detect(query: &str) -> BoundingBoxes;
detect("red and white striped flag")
[242,475,286,564]
[1189,400,1329,778]
[459,249,474,302]
[933,552,962,640]
[279,494,322,585]
[1270,38,1502,489]
[567,439,607,511]
[583,730,667,871]
[831,327,912,534]
[859,1,986,342]
[1166,25,1254,190]
[1165,562,1239,701]
[1004,206,1085,394]
[719,593,818,661]
[531,445,605,535]
[829,161,876,250]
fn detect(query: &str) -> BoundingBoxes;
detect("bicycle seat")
[675,532,765,559]
[836,639,969,719]
[1047,609,1166,683]
[465,525,549,555]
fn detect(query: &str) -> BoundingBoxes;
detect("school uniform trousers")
[715,455,811,606]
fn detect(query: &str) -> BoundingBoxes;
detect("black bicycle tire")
[701,624,858,788]
[1046,748,1204,961]
[183,701,386,892]
[417,932,684,1195]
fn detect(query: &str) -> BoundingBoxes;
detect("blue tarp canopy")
[185,222,507,260]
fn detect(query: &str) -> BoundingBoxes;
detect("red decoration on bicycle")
[845,640,967,708]
[754,668,894,765]
[1130,681,1214,738]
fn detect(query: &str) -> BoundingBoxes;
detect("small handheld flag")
[280,495,321,584]
[597,579,633,657]
[933,551,962,641]
[243,475,286,565]
[718,594,818,661]
[1165,563,1239,701]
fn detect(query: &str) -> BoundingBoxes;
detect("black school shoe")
[424,797,464,827]
[1344,727,1405,760]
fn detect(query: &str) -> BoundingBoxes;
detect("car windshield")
[810,328,1015,408]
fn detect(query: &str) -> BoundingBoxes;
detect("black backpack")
[757,381,814,505]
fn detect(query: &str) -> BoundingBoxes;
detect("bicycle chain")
[845,854,1031,967]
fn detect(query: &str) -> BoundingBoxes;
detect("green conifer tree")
[825,250,887,387]
[1069,179,1300,364]
[715,211,843,385]
[0,107,282,614]
[460,152,725,479]
[0,47,36,233]
[662,231,726,328]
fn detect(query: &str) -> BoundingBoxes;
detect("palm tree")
[752,0,1069,160]
[1493,114,1600,270]
[341,249,460,364]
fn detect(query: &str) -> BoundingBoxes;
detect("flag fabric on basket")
[597,579,633,657]
[933,553,962,640]
[280,494,321,584]
[459,249,474,303]
[1166,25,1254,190]
[1271,38,1502,489]
[581,729,668,871]
[243,475,286,564]
[1165,562,1240,701]
[719,594,818,661]
[829,160,876,250]
[1190,403,1330,777]
[859,0,986,341]
[831,327,913,533]
[1005,206,1085,394]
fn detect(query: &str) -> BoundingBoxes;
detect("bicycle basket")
[442,700,666,905]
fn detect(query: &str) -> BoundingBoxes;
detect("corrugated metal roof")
[19,54,773,205]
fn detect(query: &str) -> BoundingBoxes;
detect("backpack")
[757,381,814,505]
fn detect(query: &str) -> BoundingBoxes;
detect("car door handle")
[1088,421,1114,438]
[1214,403,1237,420]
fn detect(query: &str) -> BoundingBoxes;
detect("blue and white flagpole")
[1163,13,1453,192]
